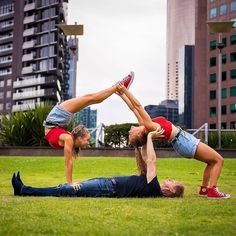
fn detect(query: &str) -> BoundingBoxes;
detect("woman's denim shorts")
[171,130,200,158]
[43,105,74,128]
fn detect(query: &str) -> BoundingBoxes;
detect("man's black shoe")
[11,173,22,196]
[16,171,24,185]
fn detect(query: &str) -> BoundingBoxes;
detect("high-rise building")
[0,0,70,114]
[194,0,236,129]
[145,99,179,124]
[178,45,194,128]
[67,36,78,99]
[74,107,97,142]
[166,0,195,100]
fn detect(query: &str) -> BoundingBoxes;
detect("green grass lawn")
[0,156,235,236]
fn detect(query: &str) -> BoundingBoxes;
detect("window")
[210,73,216,83]
[230,86,236,96]
[0,3,14,17]
[230,121,236,129]
[222,123,227,129]
[6,102,11,110]
[231,1,236,12]
[0,103,3,110]
[222,71,227,81]
[210,90,216,100]
[230,69,236,79]
[230,52,236,62]
[230,103,236,113]
[210,0,216,2]
[210,8,217,18]
[222,88,227,98]
[210,40,216,50]
[230,35,236,45]
[222,105,227,115]
[0,80,4,87]
[0,91,4,99]
[222,54,227,64]
[210,57,216,67]
[210,107,216,117]
[7,79,11,86]
[223,38,227,47]
[220,4,227,15]
[6,91,11,98]
[210,124,216,129]
[232,18,236,28]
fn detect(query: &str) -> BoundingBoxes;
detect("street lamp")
[206,21,233,149]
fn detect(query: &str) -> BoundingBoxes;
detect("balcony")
[13,77,46,88]
[12,102,44,112]
[22,53,35,62]
[24,2,36,12]
[23,15,36,24]
[22,66,35,74]
[13,89,45,100]
[23,28,36,37]
[22,40,36,49]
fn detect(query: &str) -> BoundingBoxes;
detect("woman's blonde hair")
[129,126,147,147]
[71,125,89,138]
[71,125,89,158]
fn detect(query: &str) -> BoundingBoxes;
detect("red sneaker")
[199,186,208,197]
[207,186,231,199]
[121,71,134,89]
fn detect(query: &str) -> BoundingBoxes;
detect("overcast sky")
[68,0,167,125]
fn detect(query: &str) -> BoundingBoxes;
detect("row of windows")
[210,87,236,99]
[209,1,236,18]
[0,102,11,111]
[0,55,12,64]
[210,70,236,83]
[0,91,11,99]
[40,33,55,45]
[0,43,13,52]
[209,36,236,51]
[0,68,12,76]
[42,7,56,19]
[209,121,236,129]
[0,3,14,17]
[210,103,236,116]
[0,79,12,87]
[210,53,236,67]
[0,32,13,41]
[0,20,13,29]
[37,0,58,8]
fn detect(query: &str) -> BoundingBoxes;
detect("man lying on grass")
[12,129,184,198]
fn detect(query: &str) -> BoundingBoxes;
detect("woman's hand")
[148,128,165,139]
[70,182,81,191]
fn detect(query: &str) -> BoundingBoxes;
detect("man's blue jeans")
[21,178,116,197]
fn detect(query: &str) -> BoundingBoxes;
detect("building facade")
[67,36,78,99]
[194,0,236,129]
[145,99,179,124]
[178,45,194,128]
[0,0,70,114]
[74,107,97,143]
[166,0,195,100]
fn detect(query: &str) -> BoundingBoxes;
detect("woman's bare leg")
[60,85,118,113]
[194,142,224,187]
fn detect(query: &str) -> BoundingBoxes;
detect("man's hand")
[70,182,81,191]
[148,128,165,139]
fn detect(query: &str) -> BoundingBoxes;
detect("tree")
[104,123,138,148]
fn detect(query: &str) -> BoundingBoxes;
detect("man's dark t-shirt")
[113,175,162,198]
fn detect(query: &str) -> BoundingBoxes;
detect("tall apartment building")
[0,0,70,115]
[67,36,78,99]
[194,0,236,129]
[166,0,195,100]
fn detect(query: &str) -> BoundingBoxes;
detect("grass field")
[0,156,235,236]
